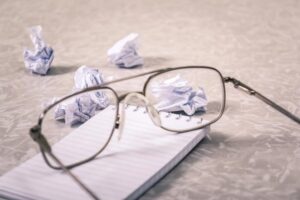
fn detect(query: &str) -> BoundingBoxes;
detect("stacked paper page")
[0,105,209,200]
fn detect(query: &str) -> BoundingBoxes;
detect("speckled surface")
[0,0,300,199]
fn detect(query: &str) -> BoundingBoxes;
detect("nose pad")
[117,93,161,141]
[146,104,161,127]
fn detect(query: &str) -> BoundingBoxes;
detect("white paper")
[151,75,207,115]
[74,65,105,90]
[107,33,143,68]
[0,105,209,200]
[23,26,54,75]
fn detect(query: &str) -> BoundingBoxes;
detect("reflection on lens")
[145,67,224,131]
[42,88,118,168]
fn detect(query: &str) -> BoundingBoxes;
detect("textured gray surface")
[0,0,300,199]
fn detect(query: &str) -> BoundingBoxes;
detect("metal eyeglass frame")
[29,66,300,200]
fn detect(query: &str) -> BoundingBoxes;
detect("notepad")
[0,105,209,200]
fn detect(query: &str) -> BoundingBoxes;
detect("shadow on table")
[110,56,171,70]
[140,130,256,198]
[48,66,78,76]
[142,56,171,68]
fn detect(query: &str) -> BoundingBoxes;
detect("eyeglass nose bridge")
[117,92,161,141]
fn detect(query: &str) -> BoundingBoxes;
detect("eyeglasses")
[29,66,300,200]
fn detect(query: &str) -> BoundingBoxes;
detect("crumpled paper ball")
[151,75,207,115]
[107,33,143,68]
[23,26,54,75]
[54,66,109,125]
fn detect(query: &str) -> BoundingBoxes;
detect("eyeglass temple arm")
[29,126,100,200]
[224,77,300,124]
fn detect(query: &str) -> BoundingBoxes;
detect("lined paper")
[0,105,209,200]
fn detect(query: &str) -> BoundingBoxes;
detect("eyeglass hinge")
[29,125,41,141]
[224,77,256,95]
[29,125,51,153]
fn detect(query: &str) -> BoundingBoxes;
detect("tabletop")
[0,0,300,199]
